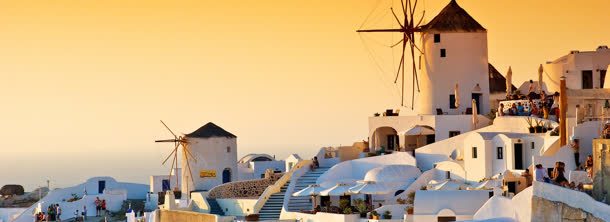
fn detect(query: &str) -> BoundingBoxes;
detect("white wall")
[183,137,238,194]
[413,190,491,222]
[215,198,257,216]
[150,168,181,193]
[285,155,302,172]
[572,120,600,165]
[417,31,490,115]
[544,47,610,93]
[293,212,360,222]
[0,208,26,222]
[533,181,610,221]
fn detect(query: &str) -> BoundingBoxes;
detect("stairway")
[258,183,290,221]
[206,198,225,216]
[287,167,330,212]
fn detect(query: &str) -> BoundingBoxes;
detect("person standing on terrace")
[571,139,580,167]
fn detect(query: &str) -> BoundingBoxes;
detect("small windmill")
[357,0,426,109]
[155,120,197,192]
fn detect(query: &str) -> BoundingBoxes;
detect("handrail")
[252,160,313,214]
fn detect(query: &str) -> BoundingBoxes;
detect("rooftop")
[186,122,236,139]
[421,0,486,33]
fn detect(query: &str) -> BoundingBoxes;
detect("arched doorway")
[372,127,398,152]
[402,125,435,153]
[437,209,456,222]
[222,168,232,184]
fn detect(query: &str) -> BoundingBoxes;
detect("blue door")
[98,180,106,194]
[162,179,170,191]
[222,168,231,184]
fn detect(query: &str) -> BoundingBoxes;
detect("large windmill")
[155,120,197,194]
[357,0,426,109]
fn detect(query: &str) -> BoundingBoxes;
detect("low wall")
[215,198,257,216]
[532,181,610,221]
[294,212,360,222]
[207,173,282,199]
[159,210,234,222]
[532,197,603,222]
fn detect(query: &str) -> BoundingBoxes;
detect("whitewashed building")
[237,154,285,180]
[543,46,610,93]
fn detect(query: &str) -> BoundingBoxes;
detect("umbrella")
[349,181,391,195]
[506,66,513,96]
[538,64,544,93]
[454,83,460,108]
[319,183,352,196]
[293,184,325,208]
[472,99,479,130]
[403,125,435,136]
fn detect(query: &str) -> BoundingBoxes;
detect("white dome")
[363,165,421,183]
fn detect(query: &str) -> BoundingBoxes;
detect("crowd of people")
[34,197,108,222]
[533,161,592,192]
[498,90,560,119]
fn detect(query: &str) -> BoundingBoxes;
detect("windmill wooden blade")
[160,120,177,138]
[184,154,196,186]
[162,143,180,165]
[394,38,407,83]
[167,147,177,185]
[155,139,178,143]
[183,146,198,163]
[390,8,405,28]
[390,38,404,48]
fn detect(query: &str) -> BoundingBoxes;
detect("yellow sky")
[0,0,607,189]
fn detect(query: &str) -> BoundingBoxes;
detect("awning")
[348,181,392,195]
[402,125,435,136]
[293,184,325,197]
[319,183,353,196]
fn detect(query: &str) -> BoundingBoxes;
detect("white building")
[237,154,285,180]
[543,46,610,93]
[284,154,302,172]
[150,168,181,194]
[413,190,492,222]
[182,122,238,194]
[368,0,497,154]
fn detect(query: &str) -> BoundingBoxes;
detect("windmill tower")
[156,121,237,198]
[417,0,490,115]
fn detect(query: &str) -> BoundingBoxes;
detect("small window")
[472,147,478,158]
[449,131,460,138]
[531,142,535,149]
[226,146,231,153]
[449,94,457,109]
[497,147,503,159]
[440,49,446,57]
[434,34,441,43]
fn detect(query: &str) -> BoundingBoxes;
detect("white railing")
[252,160,312,214]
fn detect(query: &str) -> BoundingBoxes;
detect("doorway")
[98,180,106,194]
[222,168,232,184]
[514,143,524,170]
[387,135,398,151]
[162,179,170,191]
[582,70,593,89]
[507,181,517,194]
[438,216,457,222]
[471,93,482,112]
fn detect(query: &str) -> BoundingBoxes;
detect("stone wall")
[207,171,282,199]
[531,196,604,222]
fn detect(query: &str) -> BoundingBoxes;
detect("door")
[601,70,607,88]
[222,168,231,184]
[98,180,106,194]
[514,143,524,170]
[582,70,593,89]
[507,182,517,194]
[471,93,481,112]
[426,135,436,145]
[161,179,170,191]
[438,216,456,222]
[386,135,397,150]
[320,196,331,207]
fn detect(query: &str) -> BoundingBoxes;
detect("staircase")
[287,167,330,212]
[206,198,225,216]
[258,183,290,221]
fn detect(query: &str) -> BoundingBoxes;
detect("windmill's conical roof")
[186,122,236,138]
[489,63,517,93]
[421,0,486,32]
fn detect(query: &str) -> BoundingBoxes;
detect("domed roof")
[238,154,274,163]
[363,165,421,183]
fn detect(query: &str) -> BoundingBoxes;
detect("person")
[522,169,533,186]
[528,80,537,98]
[585,155,594,178]
[543,106,549,119]
[56,204,62,222]
[498,103,505,116]
[571,139,580,167]
[535,164,550,183]
[530,104,539,117]
[509,103,517,116]
[101,199,107,216]
[74,210,79,222]
[95,197,101,216]
[552,162,568,186]
[83,205,87,220]
[517,102,525,116]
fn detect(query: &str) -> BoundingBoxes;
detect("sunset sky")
[0,0,608,190]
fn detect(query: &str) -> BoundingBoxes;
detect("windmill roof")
[489,63,517,93]
[186,122,236,139]
[421,0,486,32]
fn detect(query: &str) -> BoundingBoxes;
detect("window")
[226,146,231,153]
[472,147,478,158]
[449,94,457,109]
[582,70,593,89]
[601,70,607,88]
[434,34,441,43]
[497,147,503,159]
[449,131,460,138]
[531,142,535,149]
[440,48,446,57]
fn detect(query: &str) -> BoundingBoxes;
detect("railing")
[252,160,313,214]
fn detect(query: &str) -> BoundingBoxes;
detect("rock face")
[0,184,24,196]
[207,171,283,199]
[531,196,604,222]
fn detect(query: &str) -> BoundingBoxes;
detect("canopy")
[319,183,352,196]
[292,184,324,197]
[348,181,392,195]
[506,66,513,95]
[454,83,460,108]
[472,99,479,129]
[403,125,435,136]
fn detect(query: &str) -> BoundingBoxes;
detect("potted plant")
[406,206,414,215]
[343,207,353,214]
[374,112,381,117]
[534,119,544,133]
[371,211,379,220]
[406,192,415,214]
[383,210,392,219]
[525,117,535,133]
[354,199,368,218]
